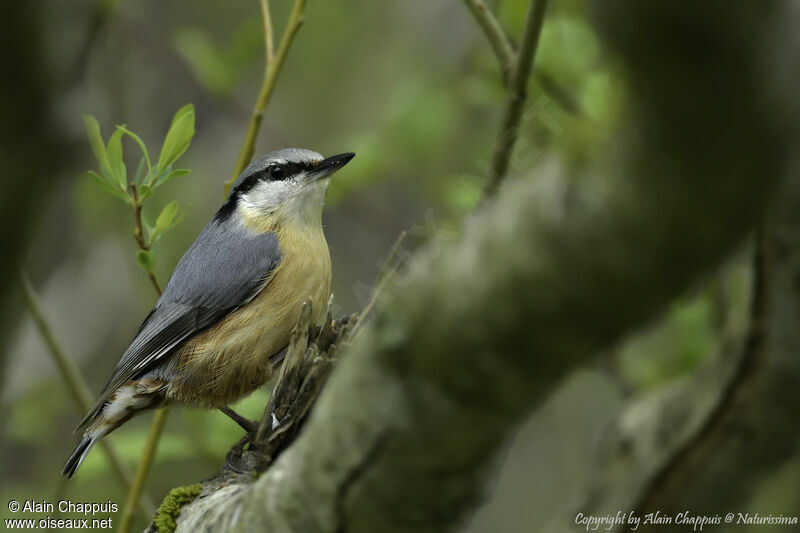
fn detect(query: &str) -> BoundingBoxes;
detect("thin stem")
[223,0,307,195]
[353,230,409,337]
[483,0,550,199]
[19,271,154,515]
[129,183,149,251]
[261,0,275,65]
[130,183,164,294]
[118,408,169,533]
[144,270,162,295]
[462,0,516,86]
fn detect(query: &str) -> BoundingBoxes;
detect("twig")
[260,0,275,65]
[19,271,154,515]
[223,0,307,195]
[462,1,580,115]
[462,0,516,86]
[483,0,550,199]
[119,409,169,533]
[354,230,408,336]
[130,183,163,295]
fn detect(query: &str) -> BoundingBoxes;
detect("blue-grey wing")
[79,218,281,428]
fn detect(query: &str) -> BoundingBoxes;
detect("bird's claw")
[226,432,258,473]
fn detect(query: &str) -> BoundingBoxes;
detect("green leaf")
[87,171,131,204]
[136,250,155,271]
[133,157,147,184]
[116,125,153,176]
[106,126,127,190]
[157,104,195,174]
[153,168,191,188]
[83,115,113,179]
[155,201,179,234]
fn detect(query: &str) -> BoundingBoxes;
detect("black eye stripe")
[230,160,319,199]
[262,161,313,182]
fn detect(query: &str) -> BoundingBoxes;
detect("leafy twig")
[484,0,550,198]
[19,271,155,515]
[223,0,307,195]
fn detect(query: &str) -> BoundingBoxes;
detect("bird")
[62,148,355,478]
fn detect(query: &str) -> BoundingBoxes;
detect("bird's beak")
[308,152,355,182]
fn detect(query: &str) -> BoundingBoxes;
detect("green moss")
[154,484,203,533]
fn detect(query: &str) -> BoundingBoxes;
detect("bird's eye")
[269,165,285,181]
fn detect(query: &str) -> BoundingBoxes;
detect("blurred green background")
[0,1,749,531]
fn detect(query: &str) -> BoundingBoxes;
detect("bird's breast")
[168,224,331,407]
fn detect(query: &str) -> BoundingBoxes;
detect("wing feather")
[78,218,281,429]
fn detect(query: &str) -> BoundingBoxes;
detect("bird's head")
[220,148,355,229]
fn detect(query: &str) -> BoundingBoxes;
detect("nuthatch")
[62,148,354,478]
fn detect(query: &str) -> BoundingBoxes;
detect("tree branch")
[163,1,800,530]
[223,0,307,195]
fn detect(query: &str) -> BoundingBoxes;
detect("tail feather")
[62,435,98,479]
[62,380,166,478]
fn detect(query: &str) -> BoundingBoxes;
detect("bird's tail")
[62,429,104,479]
[62,380,166,478]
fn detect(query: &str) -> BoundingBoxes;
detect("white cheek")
[239,176,328,226]
[240,180,294,213]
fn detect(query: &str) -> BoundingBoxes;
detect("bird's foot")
[226,432,259,473]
